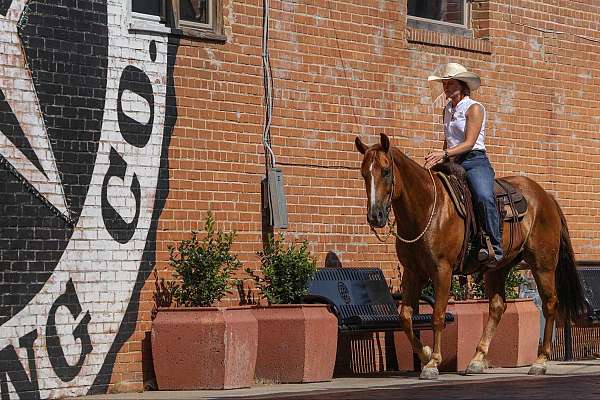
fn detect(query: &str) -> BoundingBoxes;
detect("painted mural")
[0,0,177,398]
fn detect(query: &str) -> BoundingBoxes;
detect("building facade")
[1,0,599,397]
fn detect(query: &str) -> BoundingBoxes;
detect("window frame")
[172,0,225,41]
[406,0,471,31]
[178,0,214,31]
[128,0,171,34]
[128,0,225,42]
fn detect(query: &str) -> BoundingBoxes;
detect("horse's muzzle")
[368,207,387,228]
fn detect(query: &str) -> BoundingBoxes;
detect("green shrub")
[248,234,317,305]
[169,211,241,307]
[422,267,526,301]
[504,267,527,300]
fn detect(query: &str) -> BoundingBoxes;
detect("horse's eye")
[382,169,390,178]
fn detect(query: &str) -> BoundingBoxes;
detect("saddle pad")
[435,172,467,218]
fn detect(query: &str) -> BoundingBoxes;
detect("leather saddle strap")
[496,179,521,257]
[457,181,476,273]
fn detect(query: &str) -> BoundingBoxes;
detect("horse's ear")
[380,133,390,153]
[355,137,368,155]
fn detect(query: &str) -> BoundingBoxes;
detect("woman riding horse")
[424,63,502,270]
[354,65,586,380]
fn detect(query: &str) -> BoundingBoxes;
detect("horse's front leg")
[398,269,431,367]
[420,262,452,380]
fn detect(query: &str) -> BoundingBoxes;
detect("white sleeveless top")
[444,96,486,151]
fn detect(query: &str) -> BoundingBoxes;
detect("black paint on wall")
[0,89,46,177]
[46,279,93,382]
[0,1,12,16]
[118,65,155,148]
[18,0,109,216]
[0,0,108,324]
[0,330,40,400]
[101,148,141,244]
[0,169,71,326]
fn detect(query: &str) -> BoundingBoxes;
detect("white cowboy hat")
[427,63,481,92]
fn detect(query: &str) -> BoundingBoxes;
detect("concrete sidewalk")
[82,360,600,399]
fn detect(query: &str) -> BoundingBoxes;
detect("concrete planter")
[253,304,338,383]
[394,298,539,372]
[486,298,540,367]
[151,306,258,390]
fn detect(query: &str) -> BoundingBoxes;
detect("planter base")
[152,307,258,390]
[395,299,540,372]
[253,304,338,383]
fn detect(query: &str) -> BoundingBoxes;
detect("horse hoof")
[465,360,486,375]
[419,367,439,380]
[528,363,547,375]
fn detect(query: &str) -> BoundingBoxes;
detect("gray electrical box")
[263,167,288,229]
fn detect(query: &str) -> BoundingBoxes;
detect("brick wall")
[142,0,600,385]
[1,0,599,397]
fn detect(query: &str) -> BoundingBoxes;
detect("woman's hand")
[424,150,446,169]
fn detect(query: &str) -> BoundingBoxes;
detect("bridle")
[369,153,437,244]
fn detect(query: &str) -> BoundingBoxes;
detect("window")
[129,0,224,41]
[132,0,162,16]
[177,0,224,39]
[407,0,468,27]
[407,0,472,38]
[406,0,491,52]
[180,0,210,26]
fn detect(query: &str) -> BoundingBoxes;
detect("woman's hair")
[458,80,471,96]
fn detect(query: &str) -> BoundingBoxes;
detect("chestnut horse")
[355,133,585,379]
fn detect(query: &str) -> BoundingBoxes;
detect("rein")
[370,163,437,244]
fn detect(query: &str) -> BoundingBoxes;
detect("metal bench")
[304,267,453,333]
[562,261,600,360]
[577,262,600,324]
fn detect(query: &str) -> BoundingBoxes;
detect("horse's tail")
[552,196,587,322]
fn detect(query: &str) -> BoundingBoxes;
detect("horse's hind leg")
[527,267,558,375]
[466,268,508,374]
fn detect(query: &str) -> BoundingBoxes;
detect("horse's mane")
[388,146,422,170]
[370,145,466,182]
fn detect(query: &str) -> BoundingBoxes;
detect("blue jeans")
[459,150,503,260]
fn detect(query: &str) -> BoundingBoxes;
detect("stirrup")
[477,234,495,262]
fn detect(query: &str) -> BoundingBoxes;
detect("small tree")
[169,211,241,307]
[247,234,317,305]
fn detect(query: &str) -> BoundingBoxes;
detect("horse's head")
[355,133,396,228]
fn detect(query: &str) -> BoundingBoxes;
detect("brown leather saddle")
[436,173,527,222]
[432,162,528,273]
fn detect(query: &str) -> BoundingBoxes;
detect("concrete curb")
[80,360,600,399]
